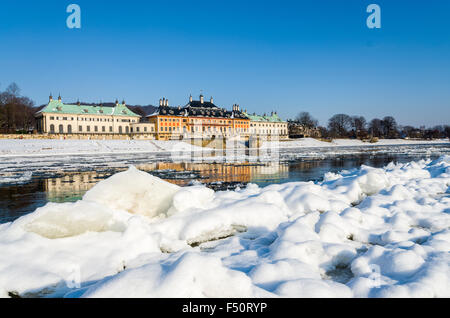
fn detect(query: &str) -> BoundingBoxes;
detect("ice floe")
[0,156,449,298]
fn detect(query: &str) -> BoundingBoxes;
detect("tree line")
[0,83,36,134]
[293,112,450,140]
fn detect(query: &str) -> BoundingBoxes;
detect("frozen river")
[1,143,449,223]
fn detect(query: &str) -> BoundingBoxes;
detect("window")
[102,126,106,132]
[50,124,55,133]
[79,126,82,132]
[67,125,72,134]
[109,126,113,132]
[87,126,90,132]
[59,125,64,133]
[50,117,55,120]
[95,126,98,132]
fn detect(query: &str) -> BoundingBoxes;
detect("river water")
[1,143,449,223]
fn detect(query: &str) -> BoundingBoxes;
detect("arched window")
[126,126,129,133]
[67,125,72,134]
[59,125,64,134]
[50,124,55,133]
[119,126,123,134]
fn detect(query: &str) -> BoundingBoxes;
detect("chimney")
[122,100,126,106]
[236,104,240,112]
[159,99,163,107]
[49,94,53,102]
[165,99,169,106]
[200,94,204,104]
[210,96,214,104]
[189,95,193,103]
[58,94,62,102]
[115,99,119,106]
[77,99,81,106]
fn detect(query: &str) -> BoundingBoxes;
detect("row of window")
[48,116,136,123]
[132,126,155,133]
[251,123,287,128]
[49,124,132,134]
[158,118,248,125]
[250,129,288,135]
[159,126,249,133]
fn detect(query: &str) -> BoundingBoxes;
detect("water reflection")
[0,149,448,224]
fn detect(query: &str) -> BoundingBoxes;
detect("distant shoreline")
[0,138,448,158]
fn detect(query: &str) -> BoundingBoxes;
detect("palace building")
[147,94,250,140]
[243,111,289,139]
[35,94,287,141]
[35,95,155,139]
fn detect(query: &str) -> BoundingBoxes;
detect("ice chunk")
[24,201,128,239]
[83,166,180,218]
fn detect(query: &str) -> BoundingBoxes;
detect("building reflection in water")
[43,162,290,201]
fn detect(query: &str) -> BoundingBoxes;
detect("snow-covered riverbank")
[262,138,450,149]
[0,139,202,157]
[0,156,449,298]
[0,138,448,157]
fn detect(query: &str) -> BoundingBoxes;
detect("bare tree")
[369,118,382,137]
[445,125,450,139]
[382,116,398,138]
[328,114,352,138]
[351,116,367,139]
[295,112,318,129]
[0,83,35,133]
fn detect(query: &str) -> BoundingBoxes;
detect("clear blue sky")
[0,0,449,127]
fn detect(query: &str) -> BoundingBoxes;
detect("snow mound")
[25,201,128,239]
[0,156,449,298]
[74,252,266,298]
[83,166,180,218]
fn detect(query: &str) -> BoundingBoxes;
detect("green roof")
[36,100,140,117]
[243,112,285,123]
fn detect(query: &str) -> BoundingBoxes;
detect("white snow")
[83,166,180,218]
[0,139,207,157]
[0,138,447,157]
[263,138,450,149]
[0,156,449,298]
